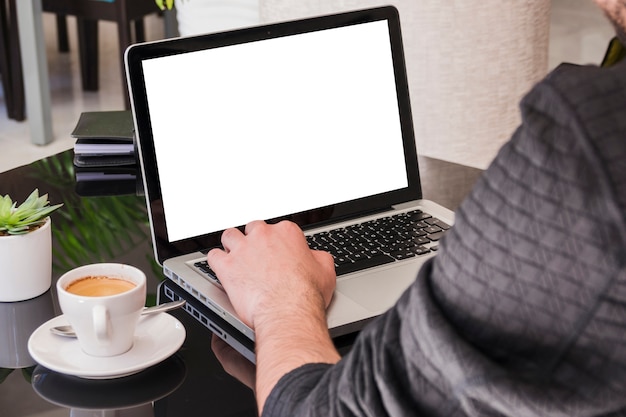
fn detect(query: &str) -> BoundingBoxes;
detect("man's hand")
[207,220,336,329]
[207,220,341,413]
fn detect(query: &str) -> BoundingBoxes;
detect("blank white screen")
[142,20,408,242]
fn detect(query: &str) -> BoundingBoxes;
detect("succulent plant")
[0,189,63,236]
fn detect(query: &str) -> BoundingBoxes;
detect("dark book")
[71,110,134,140]
[71,110,137,167]
[73,153,137,167]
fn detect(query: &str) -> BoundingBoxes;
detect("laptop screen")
[126,6,422,260]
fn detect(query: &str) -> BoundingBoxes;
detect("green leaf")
[0,189,63,235]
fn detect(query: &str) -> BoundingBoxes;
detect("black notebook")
[72,110,136,167]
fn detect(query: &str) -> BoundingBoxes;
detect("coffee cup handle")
[93,305,109,343]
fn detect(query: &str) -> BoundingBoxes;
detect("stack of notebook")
[72,110,140,196]
[72,110,136,167]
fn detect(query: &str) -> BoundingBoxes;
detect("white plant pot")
[176,0,260,37]
[0,218,52,302]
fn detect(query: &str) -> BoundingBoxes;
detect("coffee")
[66,276,136,297]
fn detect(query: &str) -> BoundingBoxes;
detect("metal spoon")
[49,299,186,338]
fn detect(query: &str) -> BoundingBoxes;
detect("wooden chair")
[0,0,25,121]
[41,0,159,108]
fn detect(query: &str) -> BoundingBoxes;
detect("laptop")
[125,5,455,344]
[158,279,257,363]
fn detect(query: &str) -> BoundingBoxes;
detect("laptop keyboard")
[193,209,449,281]
[306,209,448,276]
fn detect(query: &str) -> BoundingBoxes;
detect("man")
[207,0,626,415]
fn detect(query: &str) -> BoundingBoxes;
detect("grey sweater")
[263,61,626,416]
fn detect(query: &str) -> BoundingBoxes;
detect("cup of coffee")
[56,263,147,357]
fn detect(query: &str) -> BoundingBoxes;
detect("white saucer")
[28,313,186,379]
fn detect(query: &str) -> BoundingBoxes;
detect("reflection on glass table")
[0,290,55,375]
[31,354,186,416]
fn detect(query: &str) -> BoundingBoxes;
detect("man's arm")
[207,220,341,412]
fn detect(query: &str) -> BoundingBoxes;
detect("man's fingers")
[312,249,336,273]
[206,246,225,265]
[220,227,246,251]
[244,220,265,235]
[206,227,243,268]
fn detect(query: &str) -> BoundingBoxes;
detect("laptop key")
[389,250,416,260]
[426,231,445,241]
[335,254,395,276]
[406,210,432,221]
[412,246,431,255]
[194,260,221,285]
[423,225,442,234]
[425,218,450,230]
[413,236,431,245]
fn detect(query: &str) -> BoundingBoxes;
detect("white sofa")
[259,1,551,169]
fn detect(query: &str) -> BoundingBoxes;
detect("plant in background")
[0,189,63,236]
[155,0,175,10]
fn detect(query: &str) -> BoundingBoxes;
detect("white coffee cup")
[56,263,147,357]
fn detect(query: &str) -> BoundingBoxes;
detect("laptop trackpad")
[335,262,420,313]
